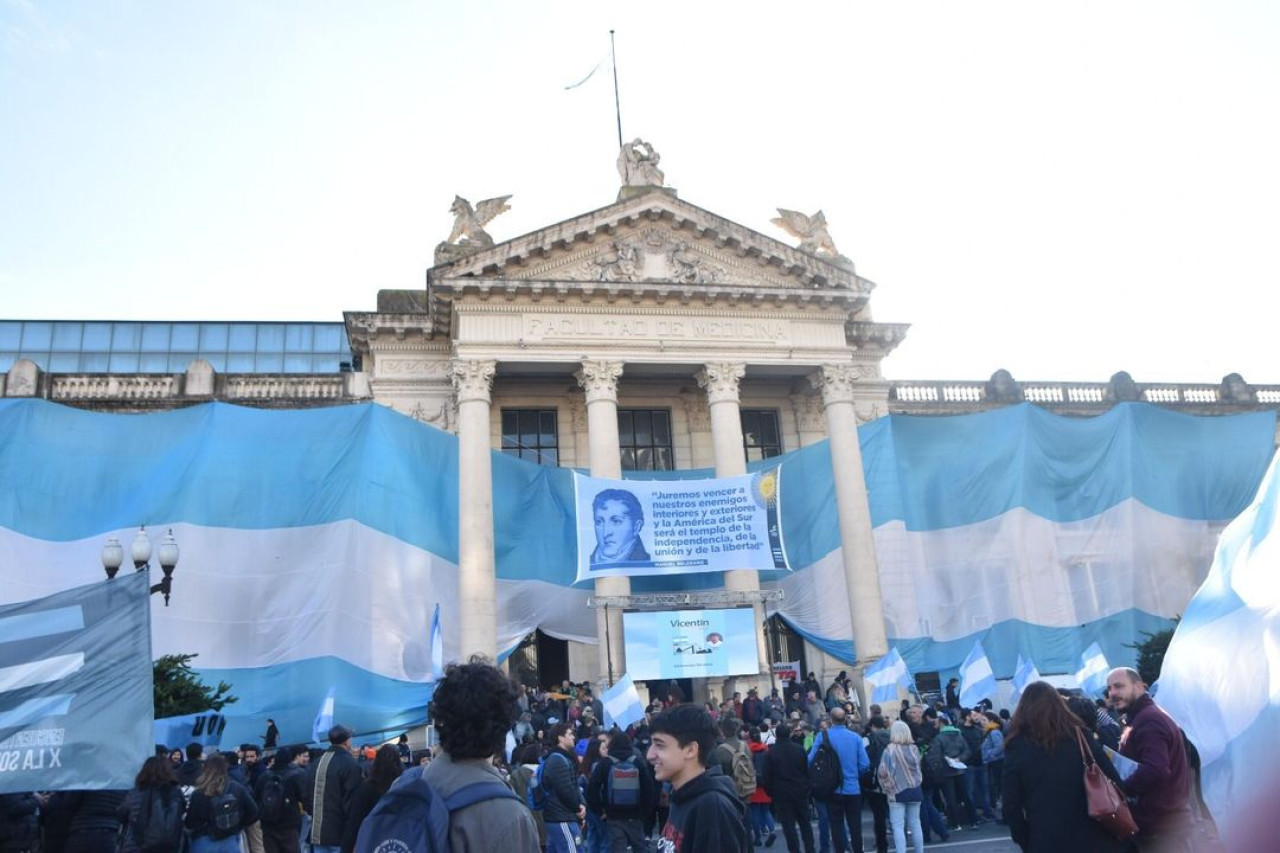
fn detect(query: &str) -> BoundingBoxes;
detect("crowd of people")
[0,662,1220,853]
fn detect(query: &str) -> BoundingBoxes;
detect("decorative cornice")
[452,301,851,321]
[696,362,746,405]
[574,360,625,404]
[449,359,496,404]
[847,321,910,353]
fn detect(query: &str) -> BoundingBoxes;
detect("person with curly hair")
[419,659,540,852]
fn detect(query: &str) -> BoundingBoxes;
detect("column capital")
[574,359,625,404]
[809,363,862,407]
[696,362,746,405]
[449,359,497,404]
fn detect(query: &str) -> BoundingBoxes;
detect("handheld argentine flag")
[312,687,336,744]
[865,648,913,703]
[1077,642,1110,697]
[601,674,645,731]
[430,603,444,681]
[959,641,996,707]
[1010,654,1041,706]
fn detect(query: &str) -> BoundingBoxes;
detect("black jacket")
[586,750,656,821]
[341,779,391,853]
[255,764,306,829]
[175,760,204,787]
[540,748,583,824]
[760,736,811,803]
[61,791,126,836]
[302,748,364,846]
[0,794,38,853]
[1002,731,1129,853]
[185,780,259,839]
[959,723,986,768]
[658,768,749,853]
[118,786,184,853]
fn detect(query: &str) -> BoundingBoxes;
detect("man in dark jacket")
[646,704,749,853]
[863,716,892,853]
[175,743,204,787]
[1107,667,1193,851]
[959,709,994,824]
[928,712,970,831]
[586,731,655,853]
[257,745,307,853]
[761,724,814,853]
[302,725,363,853]
[543,722,585,853]
[742,689,764,726]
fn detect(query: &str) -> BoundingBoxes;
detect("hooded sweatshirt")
[659,767,750,853]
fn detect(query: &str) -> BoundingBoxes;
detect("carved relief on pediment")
[499,224,792,288]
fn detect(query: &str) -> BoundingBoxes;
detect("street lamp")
[102,526,180,606]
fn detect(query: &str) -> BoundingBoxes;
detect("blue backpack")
[354,767,520,853]
[525,752,571,811]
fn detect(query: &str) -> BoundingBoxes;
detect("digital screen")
[622,608,760,681]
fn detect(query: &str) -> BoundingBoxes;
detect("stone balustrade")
[51,375,178,401]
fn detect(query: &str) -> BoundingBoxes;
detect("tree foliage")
[153,653,238,719]
[1127,618,1180,687]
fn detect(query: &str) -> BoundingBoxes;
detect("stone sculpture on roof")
[771,208,844,260]
[617,139,665,187]
[435,194,513,265]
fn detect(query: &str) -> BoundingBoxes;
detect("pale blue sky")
[3,1,1277,383]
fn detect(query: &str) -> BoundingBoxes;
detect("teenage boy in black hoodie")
[647,704,750,853]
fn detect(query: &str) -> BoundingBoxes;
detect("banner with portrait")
[572,469,789,583]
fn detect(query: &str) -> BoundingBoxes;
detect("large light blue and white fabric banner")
[0,572,152,793]
[0,399,1273,748]
[1158,448,1280,849]
[572,469,787,583]
[865,648,912,703]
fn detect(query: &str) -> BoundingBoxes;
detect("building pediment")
[428,190,873,295]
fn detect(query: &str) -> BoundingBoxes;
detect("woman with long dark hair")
[184,754,259,853]
[118,756,185,853]
[342,745,402,853]
[1002,682,1130,852]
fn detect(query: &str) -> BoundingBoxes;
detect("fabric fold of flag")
[1010,654,1041,706]
[865,648,912,703]
[601,674,645,731]
[429,603,444,681]
[958,641,996,707]
[1077,642,1110,696]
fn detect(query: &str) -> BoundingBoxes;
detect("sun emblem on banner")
[752,469,779,509]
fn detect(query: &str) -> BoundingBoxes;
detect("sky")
[2,0,1278,383]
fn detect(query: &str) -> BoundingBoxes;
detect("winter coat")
[61,791,126,837]
[981,727,1005,764]
[1002,730,1129,853]
[185,780,259,840]
[0,794,38,853]
[931,726,970,777]
[760,735,811,804]
[417,755,540,852]
[118,786,184,853]
[959,723,986,767]
[539,748,583,824]
[302,747,363,847]
[1120,693,1193,835]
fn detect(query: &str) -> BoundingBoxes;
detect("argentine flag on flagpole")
[601,674,646,731]
[312,687,336,744]
[1010,654,1041,706]
[959,641,996,707]
[1077,642,1110,697]
[865,648,912,703]
[430,602,444,681]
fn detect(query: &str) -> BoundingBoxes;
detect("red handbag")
[1075,727,1140,840]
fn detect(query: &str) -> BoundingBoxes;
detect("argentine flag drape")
[1010,654,1041,706]
[312,687,336,744]
[1158,448,1280,850]
[601,674,645,731]
[959,641,996,707]
[865,648,912,703]
[1076,642,1111,696]
[430,603,444,681]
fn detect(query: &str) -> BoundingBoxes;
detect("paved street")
[786,812,1022,853]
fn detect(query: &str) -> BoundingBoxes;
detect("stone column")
[696,363,769,688]
[810,364,889,707]
[450,359,498,661]
[575,359,631,688]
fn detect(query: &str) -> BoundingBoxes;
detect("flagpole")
[610,30,623,148]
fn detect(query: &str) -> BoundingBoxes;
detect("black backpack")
[135,789,185,853]
[808,731,841,799]
[258,772,291,825]
[208,790,243,840]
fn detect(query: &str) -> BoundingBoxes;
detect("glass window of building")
[501,409,559,466]
[618,409,673,471]
[741,409,782,462]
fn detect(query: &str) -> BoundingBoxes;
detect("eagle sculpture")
[446,195,512,247]
[771,208,840,258]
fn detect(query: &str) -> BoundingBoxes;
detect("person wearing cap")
[301,725,363,853]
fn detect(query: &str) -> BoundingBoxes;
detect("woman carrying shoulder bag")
[876,721,925,853]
